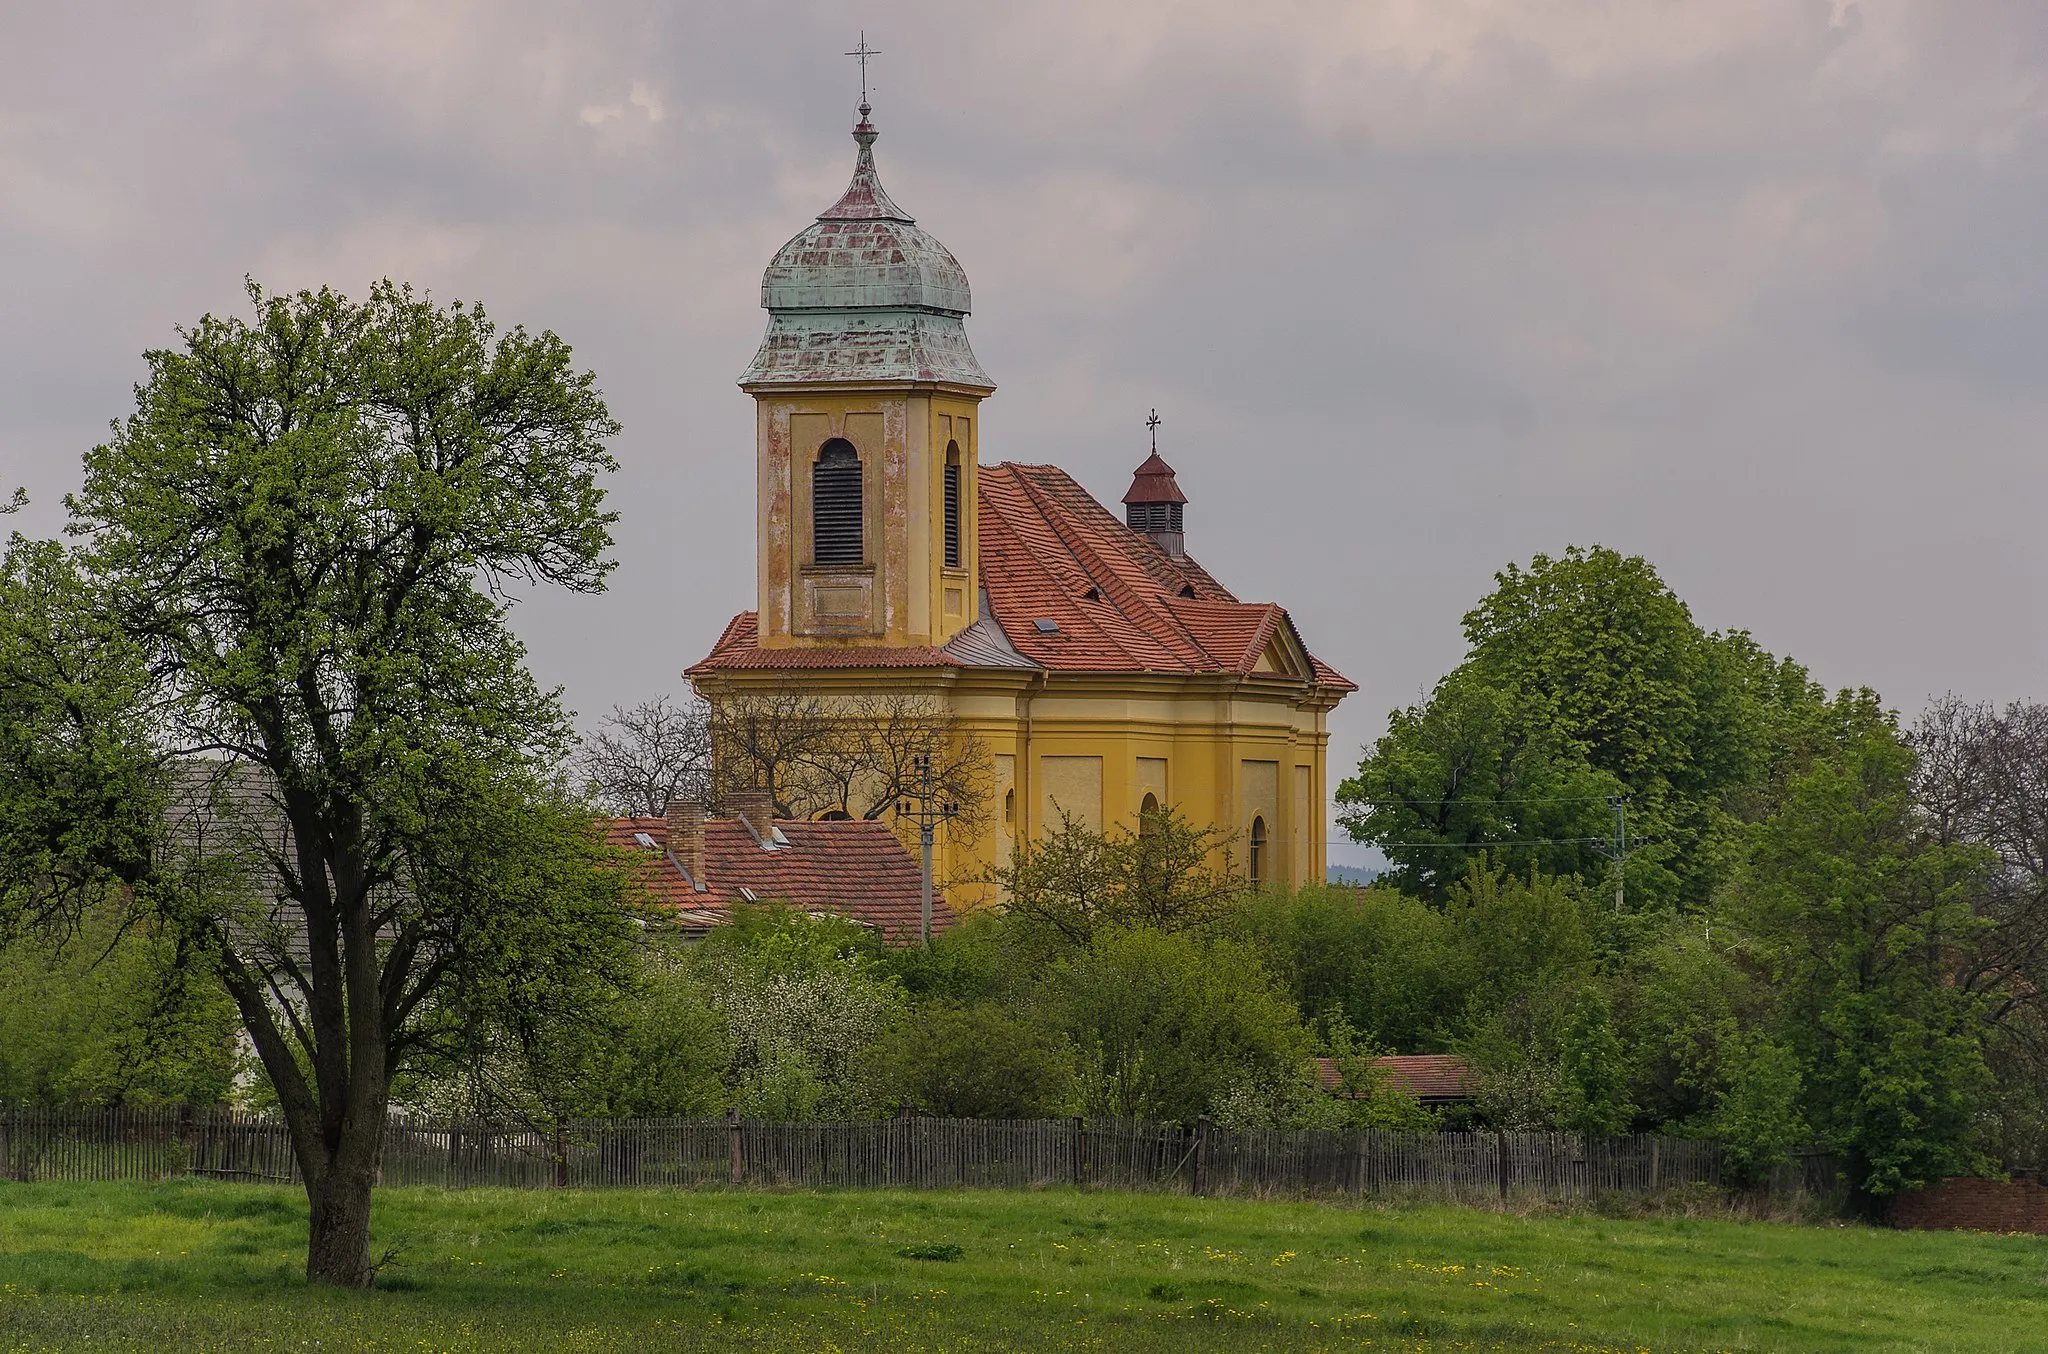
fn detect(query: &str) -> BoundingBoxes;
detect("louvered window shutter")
[1127,502,1183,534]
[943,453,962,568]
[812,441,864,565]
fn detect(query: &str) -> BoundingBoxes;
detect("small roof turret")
[1122,410,1187,557]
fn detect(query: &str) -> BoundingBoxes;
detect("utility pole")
[1608,796,1628,914]
[898,753,958,946]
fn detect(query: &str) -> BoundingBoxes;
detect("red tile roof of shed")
[691,463,1354,691]
[605,816,953,945]
[1316,1054,1479,1103]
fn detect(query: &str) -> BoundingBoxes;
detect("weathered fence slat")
[0,1106,1832,1201]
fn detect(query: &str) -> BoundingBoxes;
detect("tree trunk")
[305,1159,377,1287]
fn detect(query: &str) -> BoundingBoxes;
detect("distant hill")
[1325,865,1382,887]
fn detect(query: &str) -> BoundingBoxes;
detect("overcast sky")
[5,2,2044,867]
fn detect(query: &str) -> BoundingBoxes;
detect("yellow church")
[687,98,1353,902]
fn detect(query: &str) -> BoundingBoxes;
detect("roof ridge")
[1236,603,1287,672]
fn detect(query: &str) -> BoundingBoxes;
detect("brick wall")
[1887,1176,2048,1235]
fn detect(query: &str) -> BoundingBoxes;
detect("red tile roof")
[694,613,960,671]
[1122,451,1187,505]
[604,816,953,945]
[1316,1054,1478,1103]
[691,463,1354,692]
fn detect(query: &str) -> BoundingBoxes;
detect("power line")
[1341,794,1626,807]
[1328,835,1668,849]
[1349,837,1612,849]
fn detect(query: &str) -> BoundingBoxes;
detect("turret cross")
[845,32,881,105]
[1146,408,1162,454]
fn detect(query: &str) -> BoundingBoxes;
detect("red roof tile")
[1316,1054,1478,1102]
[691,463,1354,693]
[604,816,953,945]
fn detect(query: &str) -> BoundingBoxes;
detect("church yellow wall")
[691,665,1339,908]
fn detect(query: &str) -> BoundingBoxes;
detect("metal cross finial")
[1146,408,1162,454]
[846,32,881,108]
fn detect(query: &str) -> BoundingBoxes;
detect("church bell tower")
[738,98,994,650]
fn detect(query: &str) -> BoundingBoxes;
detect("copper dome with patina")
[740,105,992,391]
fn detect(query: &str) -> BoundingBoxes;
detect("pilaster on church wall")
[758,402,793,643]
[879,397,912,644]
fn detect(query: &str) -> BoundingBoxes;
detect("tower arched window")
[1249,815,1268,885]
[1140,792,1160,832]
[812,439,864,565]
[943,440,963,568]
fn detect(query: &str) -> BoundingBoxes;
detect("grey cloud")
[4,1,2047,869]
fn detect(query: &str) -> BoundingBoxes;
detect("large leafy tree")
[1734,695,1998,1196]
[1339,546,1825,908]
[0,282,629,1286]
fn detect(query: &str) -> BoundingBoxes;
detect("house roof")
[604,815,953,945]
[1317,1054,1479,1103]
[691,463,1354,691]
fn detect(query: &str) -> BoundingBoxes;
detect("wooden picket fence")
[0,1106,1834,1201]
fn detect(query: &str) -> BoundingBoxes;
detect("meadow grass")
[0,1180,2042,1352]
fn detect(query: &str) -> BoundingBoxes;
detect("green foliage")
[404,780,647,1123]
[0,899,239,1108]
[0,535,167,925]
[878,1004,1079,1118]
[1733,697,1996,1194]
[1615,927,1759,1128]
[1337,669,1624,899]
[1229,885,1461,1053]
[1554,988,1634,1136]
[1048,927,1313,1121]
[601,945,733,1119]
[1706,1032,1807,1185]
[695,907,904,1120]
[1338,546,1828,908]
[991,806,1243,950]
[883,911,1025,1008]
[1444,860,1593,1010]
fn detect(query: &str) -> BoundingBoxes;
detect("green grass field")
[0,1182,2042,1353]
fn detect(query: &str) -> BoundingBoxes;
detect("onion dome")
[740,103,992,391]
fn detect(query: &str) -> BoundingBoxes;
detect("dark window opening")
[812,439,864,565]
[1140,792,1161,835]
[944,441,963,568]
[1249,815,1267,884]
